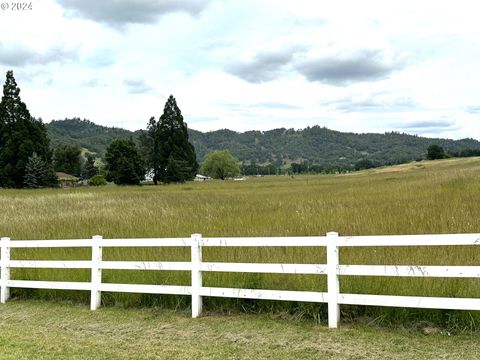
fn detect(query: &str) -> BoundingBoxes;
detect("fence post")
[327,232,340,328]
[1,237,10,304]
[90,235,102,310]
[191,233,203,318]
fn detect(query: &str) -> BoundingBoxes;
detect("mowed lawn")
[1,300,479,360]
[1,157,480,328]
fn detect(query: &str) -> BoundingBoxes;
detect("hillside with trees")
[188,127,480,168]
[47,118,134,158]
[46,119,480,171]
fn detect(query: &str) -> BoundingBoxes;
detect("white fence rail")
[1,232,480,328]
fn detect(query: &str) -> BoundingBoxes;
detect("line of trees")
[46,95,200,186]
[103,95,198,185]
[426,144,480,160]
[0,71,103,188]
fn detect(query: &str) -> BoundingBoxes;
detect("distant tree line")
[242,163,277,176]
[450,148,480,158]
[426,144,480,160]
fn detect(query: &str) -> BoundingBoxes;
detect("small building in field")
[56,172,78,188]
[194,174,212,181]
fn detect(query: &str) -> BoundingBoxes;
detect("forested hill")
[188,127,480,167]
[47,119,137,158]
[46,118,480,167]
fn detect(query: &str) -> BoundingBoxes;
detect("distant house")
[56,172,78,188]
[194,174,212,181]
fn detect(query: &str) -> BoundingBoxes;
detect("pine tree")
[23,152,46,188]
[153,95,197,183]
[0,71,53,188]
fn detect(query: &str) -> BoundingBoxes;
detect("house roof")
[195,174,211,179]
[55,172,77,179]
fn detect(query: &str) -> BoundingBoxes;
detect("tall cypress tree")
[0,71,53,188]
[154,95,197,183]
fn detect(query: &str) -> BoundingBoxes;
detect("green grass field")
[2,300,480,360]
[1,157,480,329]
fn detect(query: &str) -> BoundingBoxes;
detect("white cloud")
[0,43,77,66]
[57,0,211,27]
[123,79,153,94]
[0,0,478,140]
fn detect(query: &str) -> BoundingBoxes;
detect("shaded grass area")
[1,157,480,329]
[1,300,480,360]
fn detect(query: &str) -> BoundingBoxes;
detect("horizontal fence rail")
[1,233,480,328]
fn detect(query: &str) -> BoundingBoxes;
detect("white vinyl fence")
[1,232,480,328]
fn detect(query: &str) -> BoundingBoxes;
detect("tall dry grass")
[1,157,480,329]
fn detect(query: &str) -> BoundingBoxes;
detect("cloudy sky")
[0,0,479,139]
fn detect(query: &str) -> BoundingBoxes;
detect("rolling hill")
[46,118,480,168]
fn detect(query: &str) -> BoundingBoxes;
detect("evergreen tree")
[23,152,58,188]
[139,117,161,184]
[43,163,59,187]
[23,153,46,188]
[82,153,98,180]
[146,95,197,184]
[0,71,53,188]
[105,138,145,185]
[53,143,82,176]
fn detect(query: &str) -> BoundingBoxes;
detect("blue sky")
[0,0,479,140]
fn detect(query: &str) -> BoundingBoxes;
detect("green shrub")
[88,174,107,186]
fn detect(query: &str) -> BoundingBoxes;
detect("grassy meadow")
[3,300,480,359]
[1,157,480,329]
